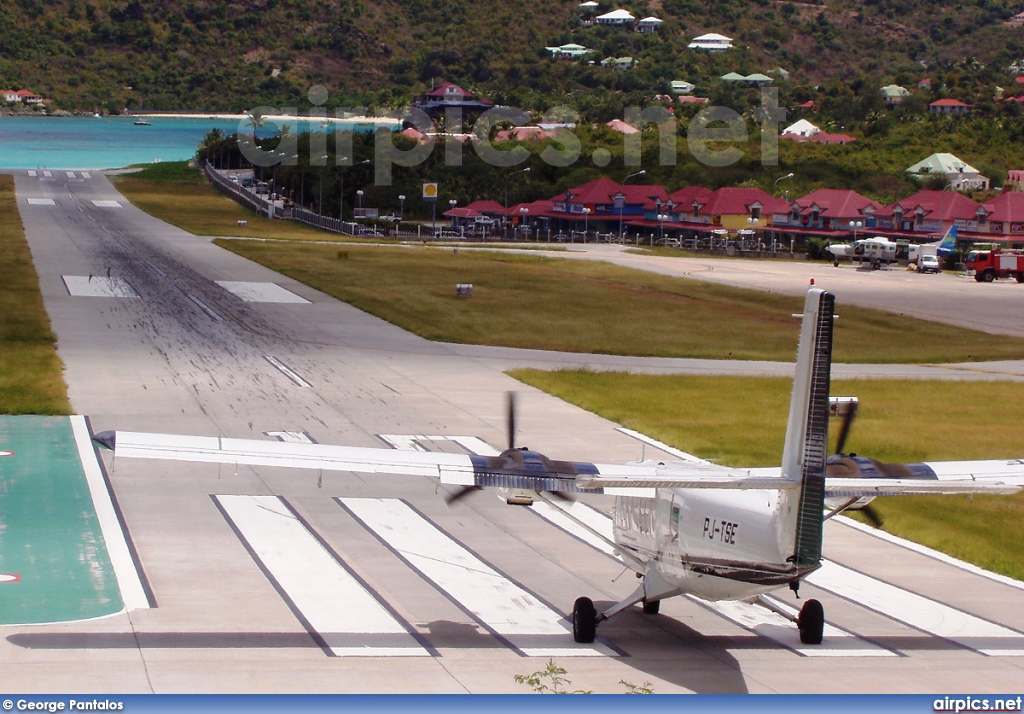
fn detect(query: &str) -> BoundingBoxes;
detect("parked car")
[918,254,940,274]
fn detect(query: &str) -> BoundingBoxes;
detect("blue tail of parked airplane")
[937,225,958,256]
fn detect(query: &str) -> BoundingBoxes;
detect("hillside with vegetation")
[3,0,1024,118]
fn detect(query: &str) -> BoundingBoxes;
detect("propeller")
[507,391,517,450]
[446,392,520,506]
[828,397,884,527]
[832,398,858,457]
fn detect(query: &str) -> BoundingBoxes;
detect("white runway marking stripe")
[808,561,1024,656]
[62,275,139,298]
[216,281,310,304]
[264,355,312,388]
[339,497,615,657]
[27,198,55,206]
[92,200,122,208]
[528,499,895,656]
[215,495,429,657]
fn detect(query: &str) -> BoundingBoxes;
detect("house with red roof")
[690,187,782,231]
[780,189,881,234]
[548,176,667,235]
[979,193,1024,238]
[1,88,44,104]
[875,190,988,235]
[410,81,495,125]
[806,132,856,145]
[929,98,973,115]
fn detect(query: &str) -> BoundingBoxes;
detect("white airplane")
[827,236,899,267]
[93,288,1024,646]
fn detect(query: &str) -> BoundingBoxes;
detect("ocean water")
[0,114,398,170]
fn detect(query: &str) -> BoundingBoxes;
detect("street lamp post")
[519,207,529,240]
[448,199,457,237]
[848,219,863,242]
[658,214,669,246]
[316,155,336,217]
[356,189,364,219]
[582,207,591,243]
[399,194,406,221]
[770,172,794,254]
[338,158,370,223]
[504,167,531,240]
[618,170,646,244]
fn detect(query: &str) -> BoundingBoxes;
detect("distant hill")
[2,0,1024,115]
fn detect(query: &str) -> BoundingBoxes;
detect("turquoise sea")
[0,114,398,170]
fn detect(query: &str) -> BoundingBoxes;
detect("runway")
[5,169,1024,692]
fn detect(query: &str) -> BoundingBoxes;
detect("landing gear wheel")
[642,599,660,615]
[572,596,597,643]
[797,599,824,645]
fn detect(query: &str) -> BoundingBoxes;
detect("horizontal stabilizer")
[825,477,1021,498]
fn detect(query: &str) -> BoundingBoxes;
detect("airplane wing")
[97,431,794,497]
[96,432,1024,498]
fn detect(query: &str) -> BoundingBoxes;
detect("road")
[5,168,1024,692]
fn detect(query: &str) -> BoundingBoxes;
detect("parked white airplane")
[94,288,1024,646]
[827,236,899,267]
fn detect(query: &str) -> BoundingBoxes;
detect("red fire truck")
[965,248,1024,283]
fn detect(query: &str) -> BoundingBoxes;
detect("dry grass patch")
[218,239,1024,364]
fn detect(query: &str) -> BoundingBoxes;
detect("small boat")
[134,119,151,126]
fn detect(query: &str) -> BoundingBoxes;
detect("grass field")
[110,162,351,242]
[218,239,1024,364]
[510,369,1024,581]
[0,176,71,415]
[113,162,1024,363]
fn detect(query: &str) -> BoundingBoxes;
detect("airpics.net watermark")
[234,85,786,186]
[933,697,1024,713]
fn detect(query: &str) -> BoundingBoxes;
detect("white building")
[688,33,733,51]
[906,153,990,191]
[782,119,820,138]
[545,43,594,59]
[637,16,663,32]
[596,9,635,25]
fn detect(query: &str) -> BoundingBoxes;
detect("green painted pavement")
[0,415,123,624]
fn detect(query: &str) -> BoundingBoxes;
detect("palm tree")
[198,127,225,167]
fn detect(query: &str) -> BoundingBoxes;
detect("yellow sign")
[422,183,438,201]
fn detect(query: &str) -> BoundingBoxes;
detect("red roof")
[791,189,880,218]
[606,119,640,134]
[876,190,983,221]
[464,200,506,214]
[425,82,473,99]
[981,193,1024,223]
[807,132,857,144]
[677,96,709,104]
[443,207,485,218]
[697,187,778,217]
[929,98,973,107]
[667,185,714,209]
[798,100,815,109]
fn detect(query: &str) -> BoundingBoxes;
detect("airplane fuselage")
[612,486,805,602]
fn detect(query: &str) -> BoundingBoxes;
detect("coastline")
[131,111,401,125]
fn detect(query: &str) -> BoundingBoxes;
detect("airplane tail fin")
[781,288,835,571]
[937,225,958,256]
